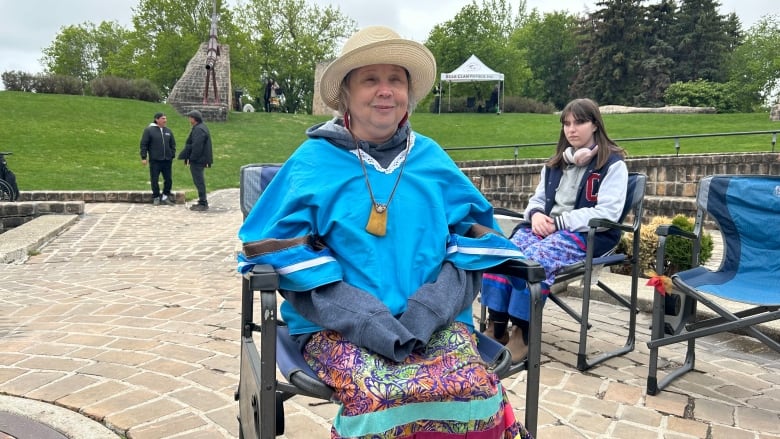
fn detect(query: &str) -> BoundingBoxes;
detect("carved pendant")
[365,204,387,236]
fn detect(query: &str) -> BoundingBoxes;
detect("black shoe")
[190,204,209,211]
[161,195,175,205]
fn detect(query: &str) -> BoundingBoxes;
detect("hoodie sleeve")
[555,160,628,232]
[398,262,479,346]
[281,282,418,361]
[168,128,176,156]
[140,127,151,159]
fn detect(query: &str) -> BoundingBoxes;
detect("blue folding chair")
[234,163,547,439]
[487,172,646,372]
[647,174,780,395]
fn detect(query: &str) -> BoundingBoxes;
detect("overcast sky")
[0,0,776,80]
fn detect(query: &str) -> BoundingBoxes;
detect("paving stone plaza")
[1,189,778,438]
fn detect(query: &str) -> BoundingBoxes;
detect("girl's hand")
[531,212,555,237]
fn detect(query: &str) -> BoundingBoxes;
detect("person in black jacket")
[179,110,213,211]
[140,112,176,205]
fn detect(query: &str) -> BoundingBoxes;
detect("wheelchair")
[234,163,547,439]
[0,152,19,201]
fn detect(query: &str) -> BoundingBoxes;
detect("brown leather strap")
[243,235,326,258]
[243,237,307,258]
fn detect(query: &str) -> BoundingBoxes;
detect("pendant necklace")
[355,134,411,237]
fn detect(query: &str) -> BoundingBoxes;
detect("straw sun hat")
[319,26,437,111]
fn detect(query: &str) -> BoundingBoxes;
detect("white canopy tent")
[438,54,504,114]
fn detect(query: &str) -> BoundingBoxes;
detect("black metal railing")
[443,130,779,159]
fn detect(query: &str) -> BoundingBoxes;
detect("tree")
[514,10,580,109]
[572,0,648,105]
[638,0,676,106]
[671,0,738,83]
[106,0,226,95]
[231,0,356,113]
[426,0,528,104]
[41,21,129,84]
[728,14,780,107]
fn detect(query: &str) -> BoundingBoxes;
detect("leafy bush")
[131,79,162,102]
[2,70,36,92]
[2,71,82,94]
[618,214,713,276]
[90,76,134,99]
[33,74,83,95]
[3,71,160,102]
[664,79,744,113]
[663,215,714,274]
[502,96,556,114]
[429,95,555,114]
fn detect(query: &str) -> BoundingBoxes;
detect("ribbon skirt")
[304,322,532,439]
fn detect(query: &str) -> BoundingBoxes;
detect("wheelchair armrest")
[245,264,279,291]
[486,258,546,284]
[656,224,697,241]
[475,331,512,377]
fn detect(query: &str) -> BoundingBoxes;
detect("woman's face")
[561,112,597,149]
[345,64,409,143]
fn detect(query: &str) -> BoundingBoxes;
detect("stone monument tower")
[312,61,332,116]
[168,0,231,121]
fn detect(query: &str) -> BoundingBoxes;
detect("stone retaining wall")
[3,154,778,233]
[0,191,185,233]
[461,152,780,221]
[0,201,84,233]
[17,191,184,204]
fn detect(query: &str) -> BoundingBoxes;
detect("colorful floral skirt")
[303,322,532,439]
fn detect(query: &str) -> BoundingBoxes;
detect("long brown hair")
[548,98,626,169]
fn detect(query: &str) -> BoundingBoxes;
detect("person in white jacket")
[482,98,628,363]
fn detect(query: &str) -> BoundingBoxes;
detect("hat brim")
[319,39,436,111]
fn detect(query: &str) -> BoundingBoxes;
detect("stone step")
[0,214,78,263]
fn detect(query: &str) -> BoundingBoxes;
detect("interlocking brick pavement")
[1,189,778,438]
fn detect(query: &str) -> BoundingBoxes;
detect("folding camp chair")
[486,172,646,372]
[646,174,780,395]
[234,163,547,439]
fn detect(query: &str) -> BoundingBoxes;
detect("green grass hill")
[1,91,776,196]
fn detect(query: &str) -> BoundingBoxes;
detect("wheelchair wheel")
[0,179,16,201]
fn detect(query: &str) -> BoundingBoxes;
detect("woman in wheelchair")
[482,98,628,363]
[238,26,531,439]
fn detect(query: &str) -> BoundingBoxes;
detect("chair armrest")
[493,207,524,219]
[656,224,697,240]
[588,217,633,234]
[485,258,546,284]
[655,224,699,273]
